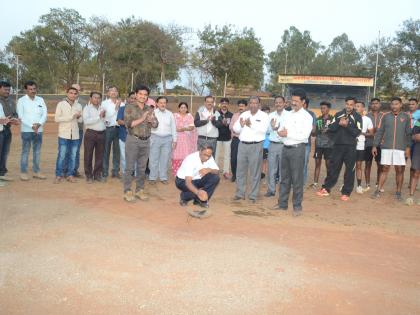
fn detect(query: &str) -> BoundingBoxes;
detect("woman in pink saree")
[172,102,197,176]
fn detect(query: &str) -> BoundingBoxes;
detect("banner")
[278,75,374,87]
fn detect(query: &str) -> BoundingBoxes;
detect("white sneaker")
[0,175,13,181]
[0,181,7,187]
[363,185,371,192]
[356,186,364,194]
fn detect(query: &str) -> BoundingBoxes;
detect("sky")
[2,0,419,53]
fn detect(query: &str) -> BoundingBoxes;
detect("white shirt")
[196,106,220,138]
[268,110,290,143]
[151,108,177,141]
[17,95,48,133]
[282,107,313,146]
[102,99,124,127]
[357,115,374,150]
[83,103,106,131]
[233,109,269,142]
[176,151,219,180]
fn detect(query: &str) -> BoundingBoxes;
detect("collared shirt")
[282,107,313,146]
[194,106,220,138]
[54,99,83,140]
[233,109,270,142]
[124,103,158,138]
[17,95,48,133]
[176,151,219,180]
[83,103,106,132]
[229,112,241,138]
[268,109,290,143]
[151,108,177,141]
[102,98,123,127]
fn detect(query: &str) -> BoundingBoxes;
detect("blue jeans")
[303,143,311,184]
[63,129,83,175]
[103,127,120,177]
[0,127,12,176]
[55,137,78,177]
[21,132,43,173]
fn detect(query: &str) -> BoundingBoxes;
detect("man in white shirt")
[148,96,177,184]
[83,92,106,183]
[175,146,220,208]
[101,86,122,180]
[355,101,374,193]
[265,95,290,197]
[16,81,48,181]
[232,96,270,203]
[272,89,313,215]
[194,95,222,157]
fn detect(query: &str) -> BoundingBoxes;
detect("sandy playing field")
[1,120,419,315]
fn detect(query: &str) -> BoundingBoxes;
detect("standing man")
[102,86,122,180]
[0,81,19,182]
[117,91,136,175]
[364,98,384,191]
[83,92,106,183]
[372,97,411,201]
[232,96,269,203]
[407,97,419,189]
[229,99,247,182]
[355,101,374,194]
[194,95,222,156]
[272,89,313,215]
[175,146,220,208]
[317,97,362,201]
[54,87,83,183]
[17,81,48,181]
[215,98,233,179]
[123,85,158,202]
[265,95,289,197]
[303,98,317,184]
[310,101,334,189]
[148,96,177,185]
[406,111,420,205]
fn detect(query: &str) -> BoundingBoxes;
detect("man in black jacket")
[317,96,362,201]
[215,98,233,179]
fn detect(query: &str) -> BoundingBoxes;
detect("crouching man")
[175,145,220,208]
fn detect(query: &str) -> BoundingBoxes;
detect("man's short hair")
[356,101,365,107]
[204,95,214,102]
[409,98,418,103]
[371,97,381,103]
[0,81,11,88]
[345,96,357,102]
[200,145,214,152]
[390,96,402,103]
[108,85,119,91]
[261,105,270,112]
[291,88,306,101]
[135,85,150,95]
[320,101,331,108]
[156,96,168,103]
[128,91,135,97]
[237,99,248,106]
[249,96,260,103]
[220,97,229,104]
[24,80,37,89]
[90,91,102,98]
[274,95,285,102]
[67,87,79,93]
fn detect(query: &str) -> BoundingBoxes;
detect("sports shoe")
[340,195,350,201]
[371,190,381,199]
[356,186,364,194]
[123,190,136,202]
[395,192,403,202]
[405,197,414,206]
[309,183,318,189]
[33,172,47,180]
[264,191,275,197]
[135,189,149,201]
[363,185,371,192]
[0,175,13,181]
[0,180,7,187]
[20,173,30,181]
[316,188,329,197]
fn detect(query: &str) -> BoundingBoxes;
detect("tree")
[195,25,265,94]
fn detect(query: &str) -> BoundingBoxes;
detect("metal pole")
[131,72,134,92]
[373,31,380,97]
[282,50,288,96]
[223,72,227,97]
[16,55,19,103]
[102,73,105,100]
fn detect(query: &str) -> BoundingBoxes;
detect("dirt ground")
[1,120,420,315]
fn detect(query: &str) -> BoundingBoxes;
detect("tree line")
[0,8,418,99]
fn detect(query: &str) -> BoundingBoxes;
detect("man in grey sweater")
[372,97,411,201]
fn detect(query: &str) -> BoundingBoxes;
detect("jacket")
[373,111,411,151]
[327,109,362,146]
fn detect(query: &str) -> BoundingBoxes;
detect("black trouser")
[0,127,12,176]
[230,137,240,179]
[103,126,120,177]
[323,144,356,196]
[175,174,220,202]
[279,143,306,211]
[84,129,105,179]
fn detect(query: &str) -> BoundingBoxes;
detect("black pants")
[0,127,12,176]
[323,144,356,196]
[103,126,120,177]
[84,129,105,179]
[230,137,240,179]
[279,144,306,210]
[175,174,220,202]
